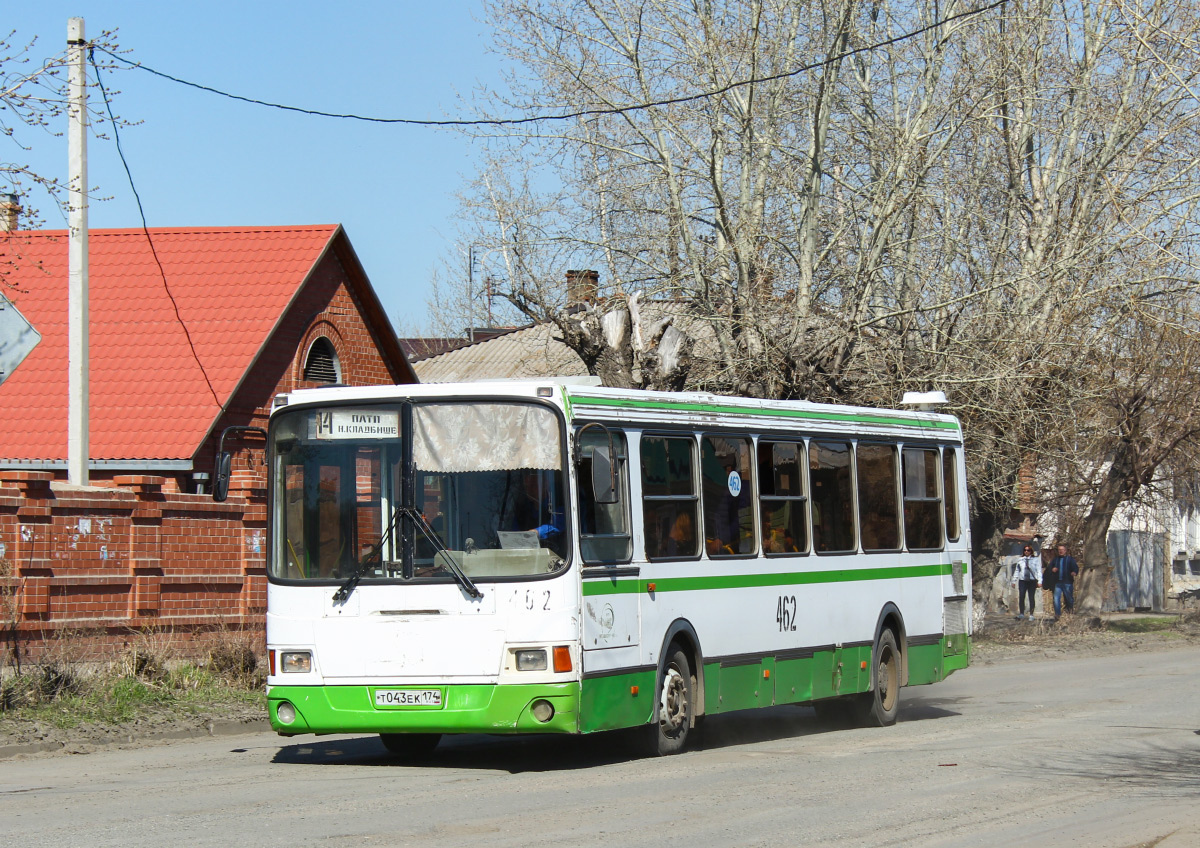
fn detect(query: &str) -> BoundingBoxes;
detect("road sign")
[0,291,41,385]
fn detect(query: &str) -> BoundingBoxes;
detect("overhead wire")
[89,0,1007,127]
[88,46,224,412]
[75,0,1006,417]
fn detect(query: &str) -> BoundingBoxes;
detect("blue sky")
[6,1,502,332]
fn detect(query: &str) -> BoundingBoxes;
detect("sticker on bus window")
[727,470,742,497]
[310,410,400,440]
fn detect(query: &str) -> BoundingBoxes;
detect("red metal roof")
[0,225,339,462]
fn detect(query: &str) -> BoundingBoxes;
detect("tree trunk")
[969,503,1009,612]
[1077,440,1138,612]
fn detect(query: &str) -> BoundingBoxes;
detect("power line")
[88,46,224,412]
[91,0,1006,128]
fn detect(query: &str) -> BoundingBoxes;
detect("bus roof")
[276,380,962,443]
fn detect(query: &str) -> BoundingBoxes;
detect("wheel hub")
[660,666,688,731]
[878,649,897,709]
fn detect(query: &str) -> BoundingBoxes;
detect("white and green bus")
[244,380,970,756]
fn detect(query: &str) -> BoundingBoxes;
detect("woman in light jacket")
[1012,544,1042,621]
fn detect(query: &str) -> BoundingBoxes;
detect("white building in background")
[995,470,1200,614]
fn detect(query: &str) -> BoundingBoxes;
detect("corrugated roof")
[412,323,588,383]
[399,336,471,361]
[0,225,339,461]
[409,301,712,384]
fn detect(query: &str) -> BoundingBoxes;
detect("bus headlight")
[530,699,555,722]
[281,651,312,673]
[515,649,548,671]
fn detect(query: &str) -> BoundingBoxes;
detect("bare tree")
[898,0,1200,604]
[1,28,125,286]
[442,0,1200,608]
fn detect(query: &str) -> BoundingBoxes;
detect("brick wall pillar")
[232,474,268,616]
[116,475,165,618]
[0,471,54,617]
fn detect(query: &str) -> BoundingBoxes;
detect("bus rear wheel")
[380,732,442,758]
[649,647,694,756]
[855,629,900,727]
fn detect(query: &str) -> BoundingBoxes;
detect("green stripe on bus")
[568,394,960,431]
[582,562,952,596]
[581,633,970,732]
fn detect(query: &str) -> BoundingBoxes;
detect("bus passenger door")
[577,427,640,652]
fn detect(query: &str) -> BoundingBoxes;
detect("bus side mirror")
[212,452,232,502]
[591,445,618,505]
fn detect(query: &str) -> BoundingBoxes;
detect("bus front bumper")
[267,682,580,736]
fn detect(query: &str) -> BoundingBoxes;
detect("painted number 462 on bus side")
[776,595,797,632]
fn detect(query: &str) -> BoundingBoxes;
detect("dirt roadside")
[3,613,1197,759]
[0,695,268,759]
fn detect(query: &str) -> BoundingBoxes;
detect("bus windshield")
[270,401,567,585]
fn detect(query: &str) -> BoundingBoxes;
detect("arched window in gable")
[303,337,341,384]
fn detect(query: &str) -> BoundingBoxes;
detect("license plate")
[375,688,442,707]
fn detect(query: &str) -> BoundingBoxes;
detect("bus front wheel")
[649,647,694,756]
[856,629,900,727]
[380,732,442,758]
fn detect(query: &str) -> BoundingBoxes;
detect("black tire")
[648,647,694,756]
[855,629,901,727]
[379,732,442,758]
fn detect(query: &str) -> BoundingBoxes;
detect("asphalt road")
[2,645,1198,848]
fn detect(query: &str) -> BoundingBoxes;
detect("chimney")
[0,194,20,233]
[566,269,599,307]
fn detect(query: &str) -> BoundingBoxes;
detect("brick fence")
[0,471,266,663]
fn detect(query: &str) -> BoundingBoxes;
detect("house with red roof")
[0,224,415,491]
[0,224,415,658]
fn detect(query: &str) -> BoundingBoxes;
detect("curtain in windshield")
[413,403,560,472]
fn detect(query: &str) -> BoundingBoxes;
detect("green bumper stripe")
[583,562,953,596]
[269,634,970,738]
[569,394,961,431]
[268,682,580,736]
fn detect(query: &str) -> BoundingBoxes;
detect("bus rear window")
[943,449,961,542]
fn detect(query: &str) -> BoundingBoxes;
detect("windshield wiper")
[332,505,403,603]
[399,506,483,599]
[332,506,483,602]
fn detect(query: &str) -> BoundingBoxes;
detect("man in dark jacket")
[1047,543,1080,619]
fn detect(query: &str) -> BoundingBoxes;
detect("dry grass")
[0,625,265,730]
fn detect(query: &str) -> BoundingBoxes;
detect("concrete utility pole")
[67,17,89,485]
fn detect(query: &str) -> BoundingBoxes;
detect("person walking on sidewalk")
[1012,544,1042,620]
[1047,543,1079,620]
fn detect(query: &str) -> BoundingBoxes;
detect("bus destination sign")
[311,410,400,440]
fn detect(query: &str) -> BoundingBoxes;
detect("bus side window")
[857,443,901,552]
[810,441,855,553]
[701,435,754,557]
[578,430,632,563]
[903,447,943,551]
[943,449,962,542]
[758,440,807,555]
[642,435,699,559]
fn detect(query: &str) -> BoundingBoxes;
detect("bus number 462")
[776,595,797,632]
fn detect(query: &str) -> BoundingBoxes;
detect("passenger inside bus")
[665,511,695,557]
